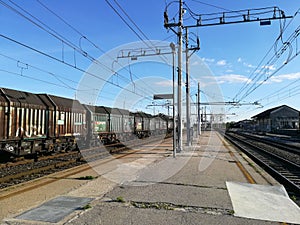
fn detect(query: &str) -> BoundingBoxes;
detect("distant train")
[0,87,173,158]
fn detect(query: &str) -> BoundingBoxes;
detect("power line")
[233,8,299,101]
[0,33,153,100]
[104,0,146,45]
[36,0,179,101]
[36,0,87,42]
[1,0,144,90]
[113,0,151,42]
[264,90,300,107]
[260,77,300,101]
[36,0,161,95]
[1,0,161,100]
[105,0,170,64]
[189,0,242,13]
[0,52,92,91]
[237,24,300,102]
[0,68,73,90]
[1,0,81,57]
[252,74,300,108]
[164,1,293,128]
[236,83,300,119]
[0,52,121,99]
[106,0,175,93]
[0,64,119,102]
[179,2,296,106]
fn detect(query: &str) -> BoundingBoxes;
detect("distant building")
[251,105,299,133]
[236,119,255,131]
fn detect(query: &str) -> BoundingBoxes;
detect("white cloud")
[217,59,227,66]
[197,80,220,87]
[269,72,300,83]
[201,57,215,63]
[243,62,255,68]
[237,57,255,69]
[257,72,300,85]
[216,74,251,83]
[191,61,201,66]
[155,80,173,87]
[262,65,276,71]
[202,74,251,84]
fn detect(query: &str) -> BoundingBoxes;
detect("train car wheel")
[49,144,54,152]
[34,152,39,162]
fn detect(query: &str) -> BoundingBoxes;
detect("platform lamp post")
[170,42,176,157]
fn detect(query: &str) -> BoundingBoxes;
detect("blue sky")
[1,0,299,122]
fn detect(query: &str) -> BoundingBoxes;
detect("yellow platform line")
[216,132,256,184]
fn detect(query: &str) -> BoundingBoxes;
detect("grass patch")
[82,204,92,210]
[77,176,95,180]
[291,195,297,202]
[131,201,175,210]
[115,196,125,203]
[130,201,233,215]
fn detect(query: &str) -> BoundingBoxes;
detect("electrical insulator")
[164,11,168,27]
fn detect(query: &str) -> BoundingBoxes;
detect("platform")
[1,131,299,225]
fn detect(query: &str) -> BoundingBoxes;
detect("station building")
[251,105,299,134]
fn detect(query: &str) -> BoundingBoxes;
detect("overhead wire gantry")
[163,1,292,152]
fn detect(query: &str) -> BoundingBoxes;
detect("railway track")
[80,135,169,161]
[0,136,171,189]
[0,152,83,189]
[236,132,300,155]
[224,131,300,202]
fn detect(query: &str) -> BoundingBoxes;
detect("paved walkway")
[3,131,288,225]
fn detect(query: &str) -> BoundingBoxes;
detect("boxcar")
[84,105,110,145]
[0,88,47,156]
[157,113,173,137]
[106,107,123,134]
[163,114,174,137]
[150,114,170,136]
[85,105,136,144]
[156,114,168,135]
[132,111,152,138]
[38,94,86,151]
[117,108,134,142]
[150,115,159,135]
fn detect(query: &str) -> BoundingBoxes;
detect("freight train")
[0,87,173,158]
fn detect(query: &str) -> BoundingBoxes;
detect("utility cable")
[0,68,73,90]
[0,34,153,101]
[234,8,299,101]
[36,0,163,95]
[0,52,93,91]
[106,0,171,66]
[1,0,146,91]
[238,24,300,102]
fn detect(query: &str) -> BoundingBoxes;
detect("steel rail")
[235,132,300,155]
[224,132,300,196]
